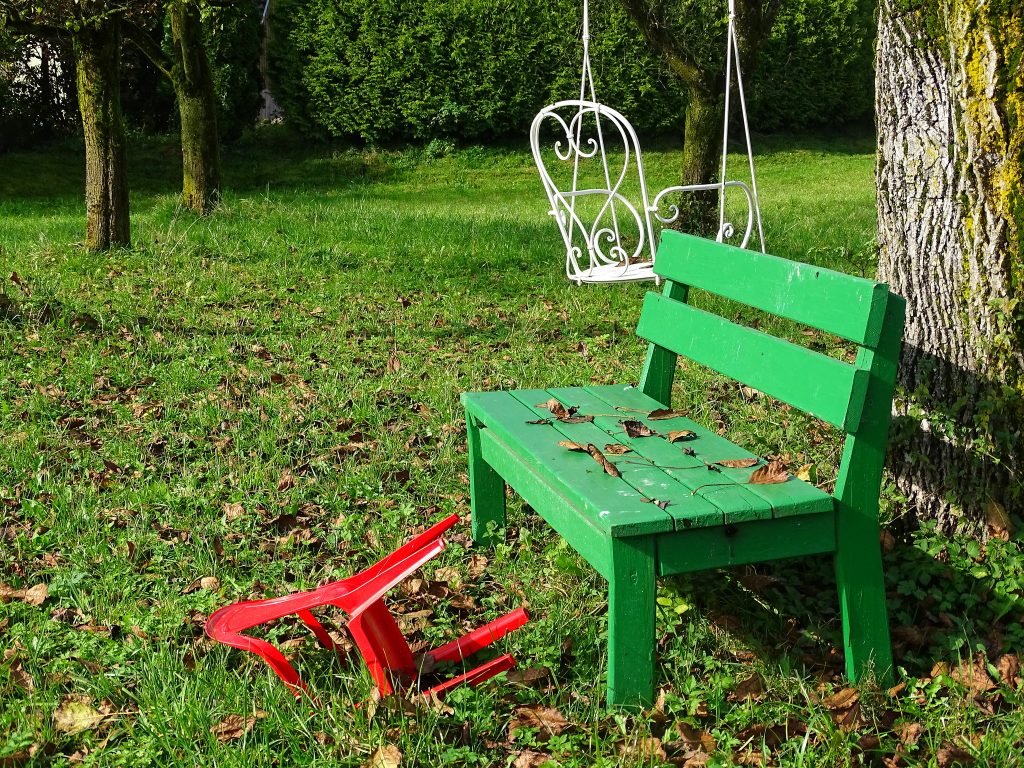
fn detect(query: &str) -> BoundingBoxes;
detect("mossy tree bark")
[169,0,221,213]
[73,18,130,250]
[876,0,1023,533]
[679,84,724,236]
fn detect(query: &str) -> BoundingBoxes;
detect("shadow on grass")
[674,529,1024,682]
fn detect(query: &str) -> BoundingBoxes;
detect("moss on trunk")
[170,0,221,214]
[74,19,130,251]
[677,87,723,237]
[876,0,1023,533]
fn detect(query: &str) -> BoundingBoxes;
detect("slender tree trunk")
[678,85,723,236]
[876,0,1023,533]
[73,19,131,251]
[170,0,221,213]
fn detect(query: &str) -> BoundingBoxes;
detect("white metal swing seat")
[531,0,765,286]
[531,99,760,285]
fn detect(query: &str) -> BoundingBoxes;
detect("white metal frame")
[530,0,766,285]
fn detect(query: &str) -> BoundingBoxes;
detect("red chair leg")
[423,654,519,700]
[430,607,530,665]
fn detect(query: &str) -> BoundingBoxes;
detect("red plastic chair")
[205,514,528,701]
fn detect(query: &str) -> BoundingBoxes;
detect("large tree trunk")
[73,19,130,251]
[170,0,221,213]
[875,0,1023,533]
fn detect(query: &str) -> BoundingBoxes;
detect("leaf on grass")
[986,500,1014,541]
[949,654,997,696]
[558,440,587,452]
[936,743,975,768]
[53,697,105,735]
[749,460,788,485]
[795,463,815,482]
[728,673,765,702]
[506,667,550,686]
[622,420,657,438]
[648,408,687,420]
[667,430,697,443]
[618,737,667,762]
[603,443,633,455]
[222,502,245,521]
[674,722,717,753]
[586,444,620,478]
[0,583,47,606]
[182,576,220,594]
[508,705,570,742]
[365,744,402,768]
[996,654,1020,687]
[823,687,862,732]
[277,470,296,492]
[716,458,758,469]
[512,750,554,768]
[210,712,266,743]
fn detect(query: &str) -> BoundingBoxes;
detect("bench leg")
[835,531,894,686]
[466,413,506,547]
[607,536,656,709]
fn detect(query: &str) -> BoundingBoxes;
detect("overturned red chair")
[205,514,528,701]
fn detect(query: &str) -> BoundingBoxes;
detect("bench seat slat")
[585,385,834,518]
[655,230,890,346]
[638,293,868,430]
[545,387,774,525]
[463,391,674,537]
[507,389,727,529]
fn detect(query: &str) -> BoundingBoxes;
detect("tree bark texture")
[679,86,723,236]
[876,0,1023,531]
[73,19,130,250]
[170,0,221,213]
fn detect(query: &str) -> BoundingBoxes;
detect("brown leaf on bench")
[537,399,595,424]
[749,460,788,485]
[558,440,587,452]
[648,408,688,420]
[525,418,552,425]
[716,458,759,469]
[604,443,633,455]
[586,444,621,477]
[667,430,697,443]
[622,420,657,438]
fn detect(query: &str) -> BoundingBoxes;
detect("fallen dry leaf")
[667,430,697,443]
[603,443,633,455]
[716,458,758,469]
[618,737,667,762]
[512,750,553,768]
[795,463,815,482]
[433,567,462,588]
[210,712,265,742]
[0,583,48,606]
[558,440,587,452]
[985,499,1013,541]
[823,687,862,732]
[948,654,996,697]
[365,744,402,768]
[648,408,688,420]
[53,697,105,735]
[728,673,765,702]
[182,576,220,594]
[507,667,550,686]
[586,444,621,478]
[749,460,788,485]
[674,722,717,753]
[995,654,1020,687]
[277,470,296,492]
[222,502,245,521]
[622,420,657,438]
[936,742,974,768]
[898,721,925,746]
[508,705,570,742]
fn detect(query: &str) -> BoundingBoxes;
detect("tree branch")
[122,19,173,78]
[615,0,710,92]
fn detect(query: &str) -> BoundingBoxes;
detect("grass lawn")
[1,130,1022,766]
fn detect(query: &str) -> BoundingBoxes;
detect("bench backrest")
[637,230,906,506]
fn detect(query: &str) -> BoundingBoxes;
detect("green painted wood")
[463,391,673,537]
[654,230,890,346]
[656,513,836,576]
[508,389,726,530]
[545,386,769,526]
[832,294,905,686]
[464,408,507,547]
[640,279,689,405]
[476,427,613,580]
[607,535,657,708]
[586,385,833,519]
[637,293,868,430]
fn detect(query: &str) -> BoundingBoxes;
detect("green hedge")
[268,0,874,144]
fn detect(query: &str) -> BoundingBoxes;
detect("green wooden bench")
[461,230,906,708]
